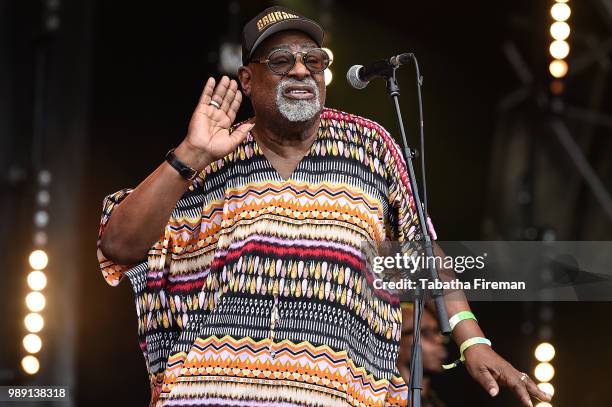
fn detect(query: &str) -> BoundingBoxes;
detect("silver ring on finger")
[209,100,221,109]
[519,373,529,382]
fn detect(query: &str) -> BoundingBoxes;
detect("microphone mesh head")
[346,65,368,90]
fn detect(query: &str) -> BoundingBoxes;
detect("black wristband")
[165,148,198,181]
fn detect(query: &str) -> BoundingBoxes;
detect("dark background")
[1,0,611,406]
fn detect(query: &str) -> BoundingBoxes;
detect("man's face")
[240,30,326,124]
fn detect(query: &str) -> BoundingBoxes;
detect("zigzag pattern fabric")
[97,108,433,406]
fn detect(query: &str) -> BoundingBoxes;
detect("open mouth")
[282,85,315,100]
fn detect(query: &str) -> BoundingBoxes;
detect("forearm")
[431,243,486,345]
[99,142,211,264]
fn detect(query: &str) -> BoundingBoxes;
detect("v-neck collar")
[249,124,323,182]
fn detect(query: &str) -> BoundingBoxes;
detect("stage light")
[33,231,48,246]
[550,40,570,59]
[21,355,40,375]
[550,21,570,41]
[549,60,568,78]
[27,270,47,291]
[218,42,242,75]
[36,190,50,206]
[23,334,42,354]
[24,313,44,333]
[550,79,565,95]
[534,362,555,382]
[38,170,52,186]
[535,403,552,407]
[535,342,556,362]
[537,382,555,397]
[34,210,49,227]
[322,47,334,65]
[551,3,571,22]
[29,250,48,270]
[325,69,333,86]
[26,292,46,312]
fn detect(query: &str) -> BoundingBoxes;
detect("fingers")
[210,76,231,110]
[227,90,242,123]
[471,365,500,398]
[524,375,553,403]
[198,77,215,106]
[502,369,554,407]
[220,80,238,113]
[465,348,553,407]
[195,76,243,128]
[507,373,534,407]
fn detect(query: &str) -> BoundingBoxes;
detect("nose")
[287,53,311,80]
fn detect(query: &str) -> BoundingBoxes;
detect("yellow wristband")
[442,337,491,370]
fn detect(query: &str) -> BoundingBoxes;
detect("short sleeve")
[96,188,142,286]
[97,181,208,287]
[384,136,437,243]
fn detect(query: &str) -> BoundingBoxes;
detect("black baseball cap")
[241,6,325,65]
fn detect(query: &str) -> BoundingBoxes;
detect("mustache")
[278,77,318,93]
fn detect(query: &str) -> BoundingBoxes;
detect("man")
[397,304,448,407]
[97,6,552,407]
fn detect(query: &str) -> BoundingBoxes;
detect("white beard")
[275,77,321,122]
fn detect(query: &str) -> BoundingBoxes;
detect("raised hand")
[177,76,253,170]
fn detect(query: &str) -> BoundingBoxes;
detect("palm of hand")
[185,76,253,164]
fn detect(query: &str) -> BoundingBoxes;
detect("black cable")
[393,54,429,225]
[410,55,428,220]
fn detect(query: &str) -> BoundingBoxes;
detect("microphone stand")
[383,58,451,407]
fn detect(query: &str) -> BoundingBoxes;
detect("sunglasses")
[251,48,332,75]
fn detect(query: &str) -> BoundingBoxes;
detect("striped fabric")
[97,108,435,406]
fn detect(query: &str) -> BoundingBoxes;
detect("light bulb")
[24,313,44,333]
[23,334,42,353]
[21,355,40,374]
[27,271,47,291]
[535,342,556,362]
[29,250,48,270]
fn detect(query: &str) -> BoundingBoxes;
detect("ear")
[238,66,253,97]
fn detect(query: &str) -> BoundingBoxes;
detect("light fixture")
[28,250,48,270]
[534,362,555,382]
[551,3,571,22]
[24,169,52,376]
[21,355,40,375]
[27,270,47,291]
[23,334,42,354]
[324,69,333,86]
[535,342,556,362]
[36,190,50,206]
[537,382,555,397]
[24,313,44,333]
[549,60,568,78]
[550,40,570,59]
[550,21,570,41]
[34,210,49,227]
[26,292,46,312]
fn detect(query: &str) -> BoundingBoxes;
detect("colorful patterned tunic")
[97,108,435,406]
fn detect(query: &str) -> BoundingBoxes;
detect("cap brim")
[247,19,324,63]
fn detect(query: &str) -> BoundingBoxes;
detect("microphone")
[346,53,414,90]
